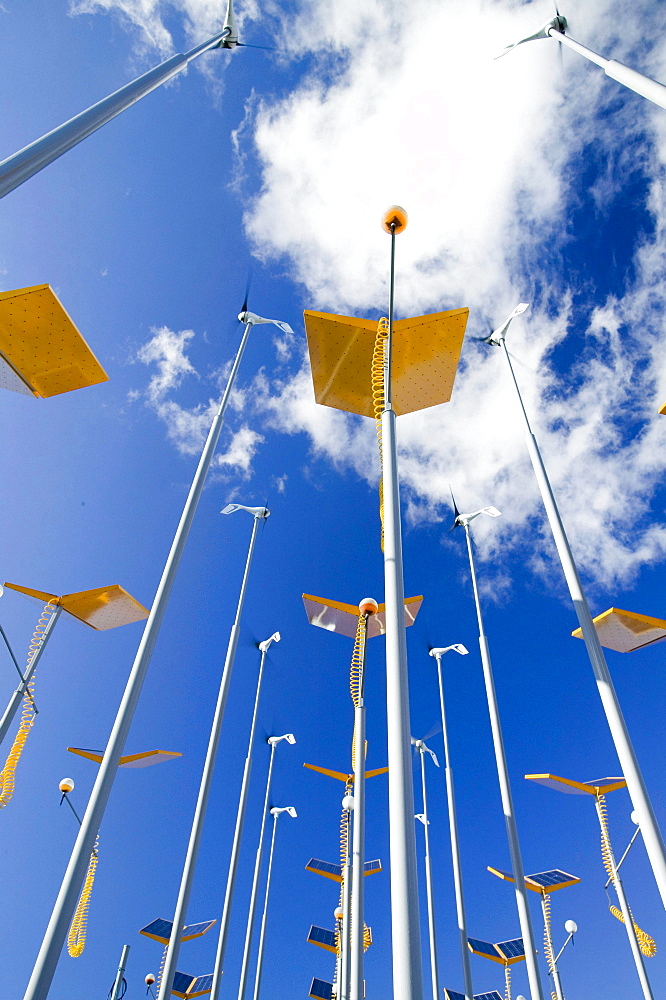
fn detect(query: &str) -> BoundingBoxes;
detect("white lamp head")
[221,503,270,518]
[342,794,354,811]
[59,777,75,794]
[429,644,468,658]
[259,631,281,653]
[631,810,640,826]
[145,973,156,987]
[564,919,578,935]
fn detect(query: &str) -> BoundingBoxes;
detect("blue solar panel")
[467,938,499,961]
[310,978,334,1000]
[189,974,213,995]
[475,992,502,1000]
[183,920,215,940]
[307,925,337,952]
[444,990,466,1000]
[528,870,576,888]
[495,938,525,960]
[140,917,173,942]
[363,859,382,874]
[306,858,342,880]
[171,972,194,998]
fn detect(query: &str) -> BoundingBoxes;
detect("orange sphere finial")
[359,597,379,616]
[381,205,408,235]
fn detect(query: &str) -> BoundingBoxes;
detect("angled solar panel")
[139,917,215,945]
[187,974,213,997]
[363,859,382,875]
[306,858,343,881]
[467,938,502,963]
[495,939,525,963]
[307,925,338,954]
[171,972,195,998]
[475,992,503,1000]
[444,990,466,1000]
[526,870,580,892]
[310,978,334,1000]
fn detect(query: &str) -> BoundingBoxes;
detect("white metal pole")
[382,223,424,1000]
[349,614,369,1000]
[463,524,544,1000]
[23,318,258,1000]
[497,337,666,909]
[109,944,130,1000]
[417,749,440,1000]
[340,802,353,1000]
[0,605,61,747]
[433,653,474,1000]
[540,897,564,1000]
[252,807,296,1000]
[593,798,654,1000]
[547,28,666,110]
[235,734,292,1000]
[0,25,236,199]
[157,511,267,1000]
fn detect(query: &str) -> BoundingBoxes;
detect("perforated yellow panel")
[4,581,149,630]
[304,308,469,418]
[0,284,108,397]
[572,607,666,652]
[525,773,627,796]
[659,402,666,415]
[302,593,422,638]
[67,747,181,768]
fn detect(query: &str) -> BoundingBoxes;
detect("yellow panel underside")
[525,772,627,795]
[304,308,469,418]
[302,593,422,638]
[572,607,666,652]
[4,581,149,630]
[0,284,108,397]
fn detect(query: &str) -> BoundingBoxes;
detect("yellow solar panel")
[302,593,422,638]
[67,748,181,768]
[0,284,108,397]
[4,581,149,630]
[304,308,469,418]
[572,607,666,652]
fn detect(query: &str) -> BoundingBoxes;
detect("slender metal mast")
[349,611,370,1000]
[415,742,440,1000]
[157,508,268,1000]
[251,806,297,1000]
[0,606,61,747]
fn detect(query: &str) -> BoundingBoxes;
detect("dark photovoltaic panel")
[306,858,342,880]
[188,974,213,996]
[307,926,338,953]
[310,978,334,1000]
[468,938,500,961]
[140,917,173,943]
[526,870,579,891]
[495,939,525,961]
[363,859,382,874]
[475,992,503,1000]
[444,990,466,1000]
[171,972,195,998]
[183,920,216,941]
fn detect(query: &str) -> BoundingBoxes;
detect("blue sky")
[1,1,666,998]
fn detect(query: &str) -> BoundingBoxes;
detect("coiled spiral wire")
[504,964,512,1000]
[0,599,58,809]
[541,891,560,1000]
[67,833,100,956]
[598,793,656,957]
[371,318,389,551]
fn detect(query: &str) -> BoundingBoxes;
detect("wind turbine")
[496,12,666,111]
[483,303,666,911]
[412,736,441,1000]
[451,499,544,1000]
[0,0,242,199]
[24,286,292,1000]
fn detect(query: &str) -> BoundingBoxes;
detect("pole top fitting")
[381,205,408,234]
[59,777,75,794]
[358,597,379,616]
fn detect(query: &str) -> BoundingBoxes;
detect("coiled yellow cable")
[598,794,656,957]
[504,963,512,1000]
[0,599,59,809]
[541,892,560,1000]
[67,834,99,956]
[156,944,168,994]
[371,318,389,551]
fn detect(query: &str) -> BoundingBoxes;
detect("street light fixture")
[230,731,296,1000]
[496,14,666,111]
[452,501,544,1000]
[429,644,473,1000]
[23,296,291,1000]
[157,505,270,1000]
[485,303,666,911]
[525,773,655,999]
[0,0,240,200]
[303,205,469,1000]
